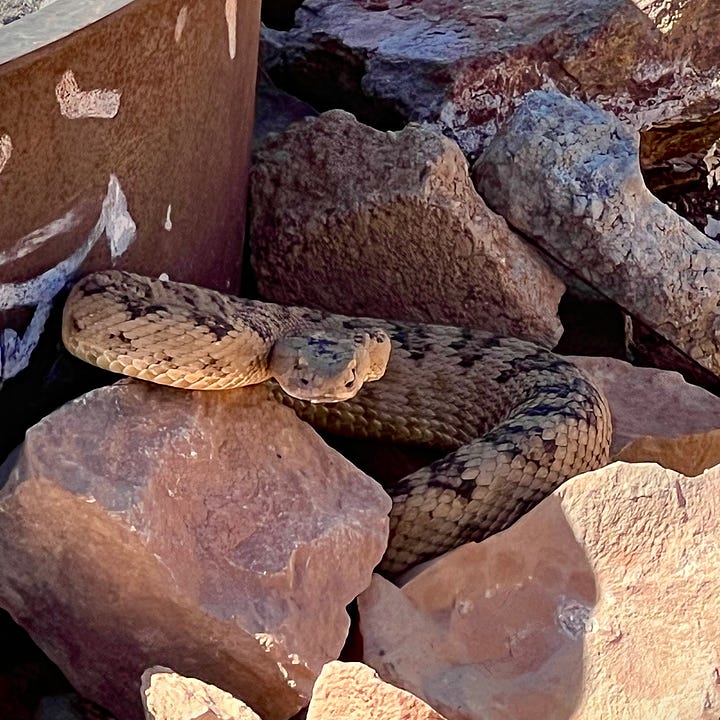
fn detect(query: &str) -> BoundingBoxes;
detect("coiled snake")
[62,270,612,575]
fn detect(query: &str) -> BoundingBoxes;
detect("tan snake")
[62,270,612,575]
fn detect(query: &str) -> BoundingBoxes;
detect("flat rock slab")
[307,661,448,720]
[251,109,564,347]
[0,381,390,720]
[359,461,720,720]
[262,0,720,155]
[475,90,720,377]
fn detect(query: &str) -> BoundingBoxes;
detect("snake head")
[269,329,391,403]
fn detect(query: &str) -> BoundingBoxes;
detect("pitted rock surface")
[141,666,261,720]
[307,661,448,720]
[250,109,564,347]
[0,381,390,720]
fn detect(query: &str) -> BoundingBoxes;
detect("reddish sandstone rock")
[0,381,390,720]
[141,667,261,720]
[250,110,564,347]
[359,462,720,720]
[569,355,720,474]
[307,661,447,720]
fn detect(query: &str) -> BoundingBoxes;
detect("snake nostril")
[300,378,309,386]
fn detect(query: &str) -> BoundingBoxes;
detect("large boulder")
[359,461,720,719]
[0,381,390,720]
[474,90,720,378]
[250,110,564,347]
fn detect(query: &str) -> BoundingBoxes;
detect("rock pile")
[2,1,720,718]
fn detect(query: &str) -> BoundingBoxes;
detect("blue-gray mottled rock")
[474,90,720,378]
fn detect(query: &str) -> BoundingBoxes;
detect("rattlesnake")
[62,270,612,575]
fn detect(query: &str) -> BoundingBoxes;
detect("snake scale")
[62,270,612,575]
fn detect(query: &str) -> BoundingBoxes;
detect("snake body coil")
[63,271,612,575]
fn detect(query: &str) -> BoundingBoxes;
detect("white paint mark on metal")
[0,210,80,267]
[175,5,188,43]
[164,204,173,231]
[0,300,53,381]
[0,133,12,174]
[225,0,237,59]
[104,174,136,260]
[55,70,122,119]
[0,175,137,379]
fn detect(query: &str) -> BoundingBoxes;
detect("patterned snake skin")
[62,270,612,575]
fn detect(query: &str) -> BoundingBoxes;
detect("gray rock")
[474,90,720,378]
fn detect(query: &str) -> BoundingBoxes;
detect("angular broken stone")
[569,355,720,474]
[359,461,720,720]
[475,90,720,377]
[250,109,564,347]
[307,661,447,720]
[0,381,390,720]
[261,0,720,156]
[141,666,260,720]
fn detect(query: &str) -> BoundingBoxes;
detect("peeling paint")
[175,5,188,42]
[0,210,80,267]
[164,204,173,231]
[55,70,122,120]
[104,174,137,259]
[0,133,11,174]
[225,0,237,59]
[0,175,137,379]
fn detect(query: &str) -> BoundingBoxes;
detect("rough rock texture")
[141,667,261,720]
[307,661,447,720]
[250,110,564,347]
[359,461,720,720]
[474,90,720,377]
[261,0,720,156]
[569,355,720,472]
[0,381,390,720]
[0,0,52,25]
